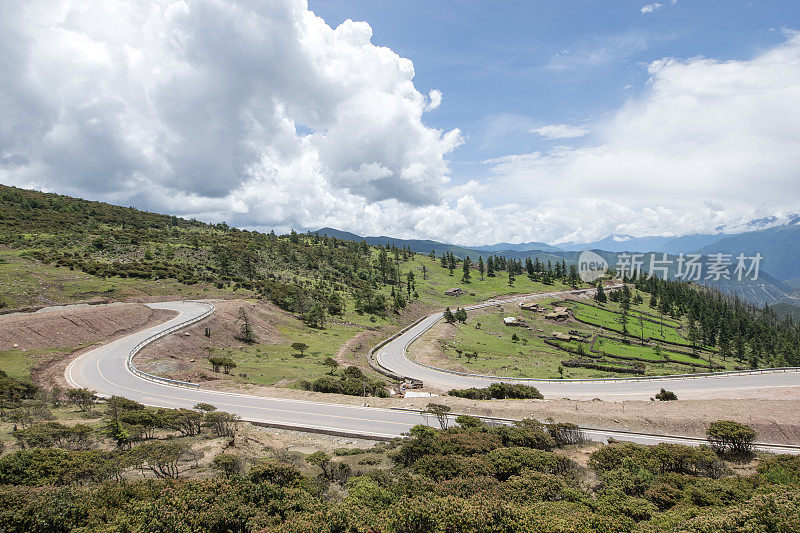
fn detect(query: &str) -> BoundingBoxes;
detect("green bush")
[448,383,543,400]
[655,388,678,401]
[487,447,573,481]
[706,420,757,455]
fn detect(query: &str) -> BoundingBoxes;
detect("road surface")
[375,288,800,400]
[65,300,799,452]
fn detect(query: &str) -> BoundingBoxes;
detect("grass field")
[0,347,60,380]
[409,298,612,379]
[595,338,733,370]
[408,291,736,379]
[402,254,580,310]
[0,250,244,308]
[204,319,370,387]
[572,301,689,345]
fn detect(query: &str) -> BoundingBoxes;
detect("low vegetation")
[0,372,795,533]
[448,382,544,400]
[298,365,389,398]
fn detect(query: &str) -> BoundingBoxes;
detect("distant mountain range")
[317,222,800,309]
[554,233,724,254]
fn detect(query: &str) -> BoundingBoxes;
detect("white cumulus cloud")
[476,32,800,244]
[426,89,442,111]
[0,1,798,247]
[0,0,460,227]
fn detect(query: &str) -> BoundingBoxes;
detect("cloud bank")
[0,0,460,227]
[1,2,798,246]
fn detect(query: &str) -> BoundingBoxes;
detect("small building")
[519,301,541,311]
[553,331,583,341]
[544,306,570,320]
[445,287,465,296]
[503,316,525,327]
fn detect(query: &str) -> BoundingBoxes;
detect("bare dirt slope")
[0,303,177,388]
[135,299,287,383]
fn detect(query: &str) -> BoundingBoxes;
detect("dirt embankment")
[203,381,800,445]
[0,303,177,388]
[135,299,288,383]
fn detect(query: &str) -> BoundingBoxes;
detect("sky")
[1,1,799,246]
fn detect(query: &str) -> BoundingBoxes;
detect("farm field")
[571,301,689,345]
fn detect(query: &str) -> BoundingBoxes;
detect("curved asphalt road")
[376,288,800,400]
[65,299,799,452]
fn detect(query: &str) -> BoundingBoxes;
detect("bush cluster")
[448,382,544,400]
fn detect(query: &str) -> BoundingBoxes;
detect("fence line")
[125,301,215,389]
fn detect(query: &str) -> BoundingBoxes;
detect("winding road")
[64,297,800,452]
[375,288,800,399]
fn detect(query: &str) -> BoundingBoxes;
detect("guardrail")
[370,287,800,384]
[403,346,800,384]
[367,313,434,382]
[125,301,215,389]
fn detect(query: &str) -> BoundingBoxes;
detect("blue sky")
[3,1,800,245]
[310,0,800,185]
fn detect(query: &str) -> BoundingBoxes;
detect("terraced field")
[571,302,689,346]
[409,292,736,379]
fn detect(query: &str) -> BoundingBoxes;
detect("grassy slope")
[1,240,582,387]
[182,257,583,388]
[409,288,738,380]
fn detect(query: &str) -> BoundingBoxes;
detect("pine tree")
[478,256,485,280]
[487,256,495,277]
[462,256,471,282]
[525,258,534,279]
[594,282,607,303]
[444,307,456,323]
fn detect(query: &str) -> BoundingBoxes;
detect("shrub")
[655,388,678,401]
[706,420,757,455]
[757,455,800,485]
[546,422,585,446]
[448,383,543,400]
[590,441,723,477]
[248,460,303,486]
[487,447,573,481]
[412,455,492,481]
[212,453,243,478]
[495,422,555,451]
[455,415,483,428]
